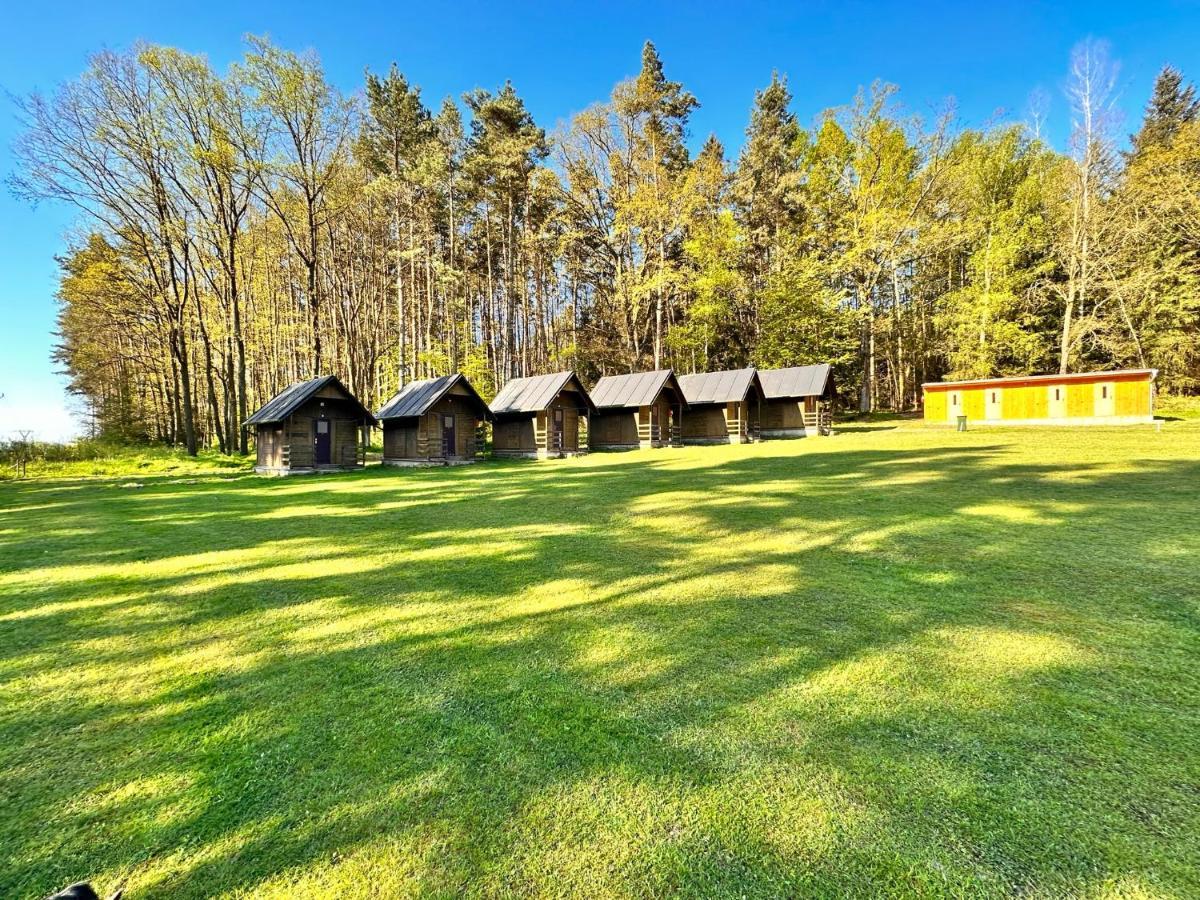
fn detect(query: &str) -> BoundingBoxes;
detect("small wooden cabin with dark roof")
[676,368,765,445]
[376,374,491,466]
[588,370,686,450]
[245,375,376,475]
[489,371,596,459]
[759,364,835,437]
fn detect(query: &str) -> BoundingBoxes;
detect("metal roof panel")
[376,374,491,421]
[676,368,760,405]
[244,375,377,427]
[590,370,676,409]
[758,364,833,399]
[490,371,595,415]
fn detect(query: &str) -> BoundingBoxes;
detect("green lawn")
[2,422,1198,898]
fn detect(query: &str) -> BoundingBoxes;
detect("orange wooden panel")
[1067,382,1093,418]
[1001,385,1027,420]
[1116,380,1149,416]
[924,390,946,422]
[1029,386,1049,419]
[962,388,986,420]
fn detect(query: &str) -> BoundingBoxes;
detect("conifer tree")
[1129,65,1199,157]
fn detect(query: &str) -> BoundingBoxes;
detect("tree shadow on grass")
[1,442,1198,897]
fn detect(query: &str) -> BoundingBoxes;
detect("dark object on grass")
[45,883,122,900]
[957,414,968,432]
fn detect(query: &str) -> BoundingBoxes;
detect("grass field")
[2,422,1198,898]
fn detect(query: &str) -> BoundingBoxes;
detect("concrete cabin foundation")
[254,464,365,476]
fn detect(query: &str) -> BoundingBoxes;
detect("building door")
[314,419,332,464]
[985,389,1002,420]
[1048,385,1067,418]
[552,407,564,451]
[442,414,457,457]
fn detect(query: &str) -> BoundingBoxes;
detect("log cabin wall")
[493,391,589,458]
[681,401,757,444]
[591,399,677,450]
[287,416,315,468]
[384,421,419,460]
[282,397,366,469]
[590,409,639,449]
[681,405,728,443]
[761,399,807,436]
[761,398,831,437]
[493,416,537,456]
[247,375,374,475]
[537,390,587,455]
[255,425,285,468]
[382,397,480,462]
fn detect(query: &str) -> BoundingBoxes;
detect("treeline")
[12,38,1200,453]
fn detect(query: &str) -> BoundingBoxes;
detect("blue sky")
[2,0,1197,440]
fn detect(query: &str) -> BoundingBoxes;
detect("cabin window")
[951,393,957,405]
[1102,385,1108,399]
[991,391,997,404]
[1055,388,1061,401]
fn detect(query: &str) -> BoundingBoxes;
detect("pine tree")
[733,72,804,296]
[613,41,698,368]
[1129,65,1199,157]
[677,135,744,369]
[462,83,549,379]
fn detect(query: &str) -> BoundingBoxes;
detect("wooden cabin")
[676,368,765,444]
[246,375,375,475]
[922,369,1158,426]
[588,370,686,450]
[759,364,835,437]
[376,374,492,466]
[489,371,596,459]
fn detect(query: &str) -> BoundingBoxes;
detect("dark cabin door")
[441,414,456,457]
[314,419,332,465]
[552,407,564,451]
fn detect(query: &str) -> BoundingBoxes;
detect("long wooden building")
[588,370,686,450]
[245,375,376,475]
[676,368,764,444]
[489,371,596,458]
[758,365,835,437]
[922,369,1157,426]
[377,374,491,465]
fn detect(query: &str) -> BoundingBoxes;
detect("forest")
[10,37,1199,454]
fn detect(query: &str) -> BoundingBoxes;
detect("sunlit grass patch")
[1,420,1198,898]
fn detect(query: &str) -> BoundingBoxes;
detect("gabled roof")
[676,368,763,405]
[376,374,492,421]
[589,370,686,410]
[489,371,596,415]
[759,364,834,400]
[244,375,376,427]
